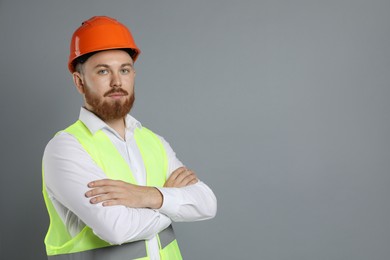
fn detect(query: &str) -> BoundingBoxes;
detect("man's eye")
[120,69,130,74]
[98,69,108,75]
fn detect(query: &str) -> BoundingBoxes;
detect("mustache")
[104,88,129,97]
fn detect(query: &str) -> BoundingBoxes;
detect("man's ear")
[72,72,85,94]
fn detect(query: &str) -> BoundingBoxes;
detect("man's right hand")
[164,167,198,188]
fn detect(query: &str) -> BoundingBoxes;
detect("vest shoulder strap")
[64,120,136,183]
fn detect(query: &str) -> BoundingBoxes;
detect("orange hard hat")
[68,16,141,73]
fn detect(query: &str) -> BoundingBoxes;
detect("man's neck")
[105,118,126,140]
[84,106,127,140]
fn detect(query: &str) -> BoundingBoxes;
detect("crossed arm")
[85,167,198,209]
[44,132,217,244]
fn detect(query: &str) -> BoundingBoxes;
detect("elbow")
[195,191,217,221]
[197,182,218,220]
[97,228,129,245]
[206,193,217,219]
[106,236,127,246]
[210,201,217,219]
[94,224,137,245]
[197,185,218,220]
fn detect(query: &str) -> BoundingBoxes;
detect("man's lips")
[108,93,126,97]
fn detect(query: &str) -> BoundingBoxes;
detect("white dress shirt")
[43,108,217,260]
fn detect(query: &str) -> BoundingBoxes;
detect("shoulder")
[43,131,85,162]
[43,131,103,183]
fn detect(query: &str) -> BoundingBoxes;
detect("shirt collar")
[79,107,142,135]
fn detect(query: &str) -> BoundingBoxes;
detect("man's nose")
[110,72,122,88]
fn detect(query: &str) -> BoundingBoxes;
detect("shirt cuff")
[156,187,183,218]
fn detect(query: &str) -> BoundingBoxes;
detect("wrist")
[148,187,163,209]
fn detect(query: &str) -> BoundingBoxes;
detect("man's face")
[74,50,136,121]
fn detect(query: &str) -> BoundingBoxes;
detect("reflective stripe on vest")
[47,225,176,260]
[42,120,182,259]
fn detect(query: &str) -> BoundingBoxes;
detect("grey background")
[1,0,389,259]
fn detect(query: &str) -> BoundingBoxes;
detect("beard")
[84,86,135,121]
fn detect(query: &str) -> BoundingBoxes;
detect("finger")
[174,169,194,184]
[181,174,198,186]
[169,171,196,188]
[168,167,187,181]
[102,199,127,207]
[89,192,123,204]
[188,179,198,185]
[85,186,123,197]
[102,200,117,207]
[88,179,124,188]
[89,193,116,204]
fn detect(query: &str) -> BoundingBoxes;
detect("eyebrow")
[121,63,134,67]
[94,63,134,69]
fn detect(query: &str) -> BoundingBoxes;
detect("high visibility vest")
[42,120,183,260]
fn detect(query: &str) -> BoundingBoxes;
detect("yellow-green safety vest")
[42,120,182,260]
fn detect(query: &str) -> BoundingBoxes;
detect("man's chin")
[85,94,135,121]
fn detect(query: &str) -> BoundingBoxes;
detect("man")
[42,16,217,260]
